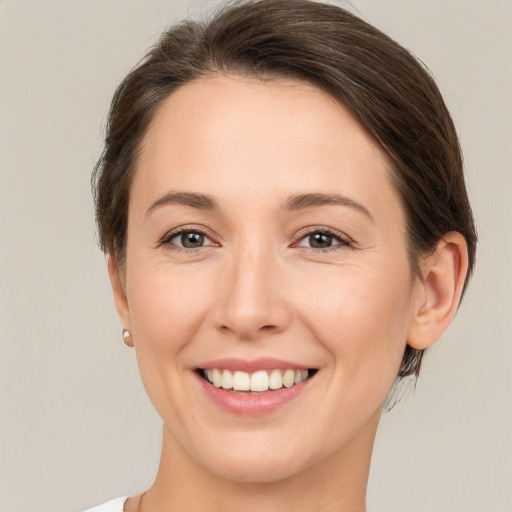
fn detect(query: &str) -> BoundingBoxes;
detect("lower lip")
[195,372,313,416]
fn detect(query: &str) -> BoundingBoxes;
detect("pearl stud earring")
[122,329,134,347]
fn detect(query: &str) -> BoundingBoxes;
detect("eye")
[161,228,217,250]
[295,229,350,250]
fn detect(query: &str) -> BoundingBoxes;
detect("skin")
[109,75,468,512]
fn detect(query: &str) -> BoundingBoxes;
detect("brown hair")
[92,0,477,379]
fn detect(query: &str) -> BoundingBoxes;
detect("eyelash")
[157,226,217,253]
[157,226,352,253]
[293,226,352,252]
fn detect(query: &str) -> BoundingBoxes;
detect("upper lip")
[198,357,312,373]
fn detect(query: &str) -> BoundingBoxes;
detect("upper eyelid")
[161,225,214,240]
[157,225,218,249]
[291,228,355,253]
[294,226,352,242]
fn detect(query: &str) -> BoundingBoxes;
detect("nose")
[213,245,291,341]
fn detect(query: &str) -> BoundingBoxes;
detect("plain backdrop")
[0,1,511,511]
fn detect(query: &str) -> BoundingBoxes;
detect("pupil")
[310,233,332,248]
[182,232,204,248]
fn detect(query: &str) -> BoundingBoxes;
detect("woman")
[85,0,476,510]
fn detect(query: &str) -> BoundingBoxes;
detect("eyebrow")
[283,193,373,219]
[145,190,372,220]
[146,191,217,218]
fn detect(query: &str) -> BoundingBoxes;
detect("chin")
[202,452,307,483]
[187,430,323,484]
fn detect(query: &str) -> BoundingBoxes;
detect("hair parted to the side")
[92,0,477,380]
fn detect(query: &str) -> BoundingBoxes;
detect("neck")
[140,411,379,512]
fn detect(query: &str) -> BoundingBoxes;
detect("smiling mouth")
[199,368,317,393]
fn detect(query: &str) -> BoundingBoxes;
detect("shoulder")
[81,497,127,512]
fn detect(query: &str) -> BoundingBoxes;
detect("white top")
[82,495,374,511]
[82,497,127,512]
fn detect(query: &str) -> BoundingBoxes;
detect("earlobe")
[407,232,469,350]
[107,254,131,329]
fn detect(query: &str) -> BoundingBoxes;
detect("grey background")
[0,1,510,511]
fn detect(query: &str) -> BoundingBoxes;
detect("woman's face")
[115,75,424,482]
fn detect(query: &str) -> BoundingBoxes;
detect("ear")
[107,254,131,330]
[407,232,469,350]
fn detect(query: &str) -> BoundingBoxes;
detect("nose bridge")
[214,235,289,339]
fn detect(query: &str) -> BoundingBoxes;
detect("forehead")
[133,75,402,227]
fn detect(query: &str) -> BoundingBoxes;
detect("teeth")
[282,369,295,388]
[233,371,250,391]
[212,369,222,388]
[295,369,308,384]
[203,368,311,392]
[221,369,233,390]
[250,370,269,392]
[269,369,283,390]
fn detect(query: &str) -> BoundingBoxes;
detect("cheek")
[128,263,210,338]
[297,264,412,383]
[126,262,216,391]
[125,264,217,422]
